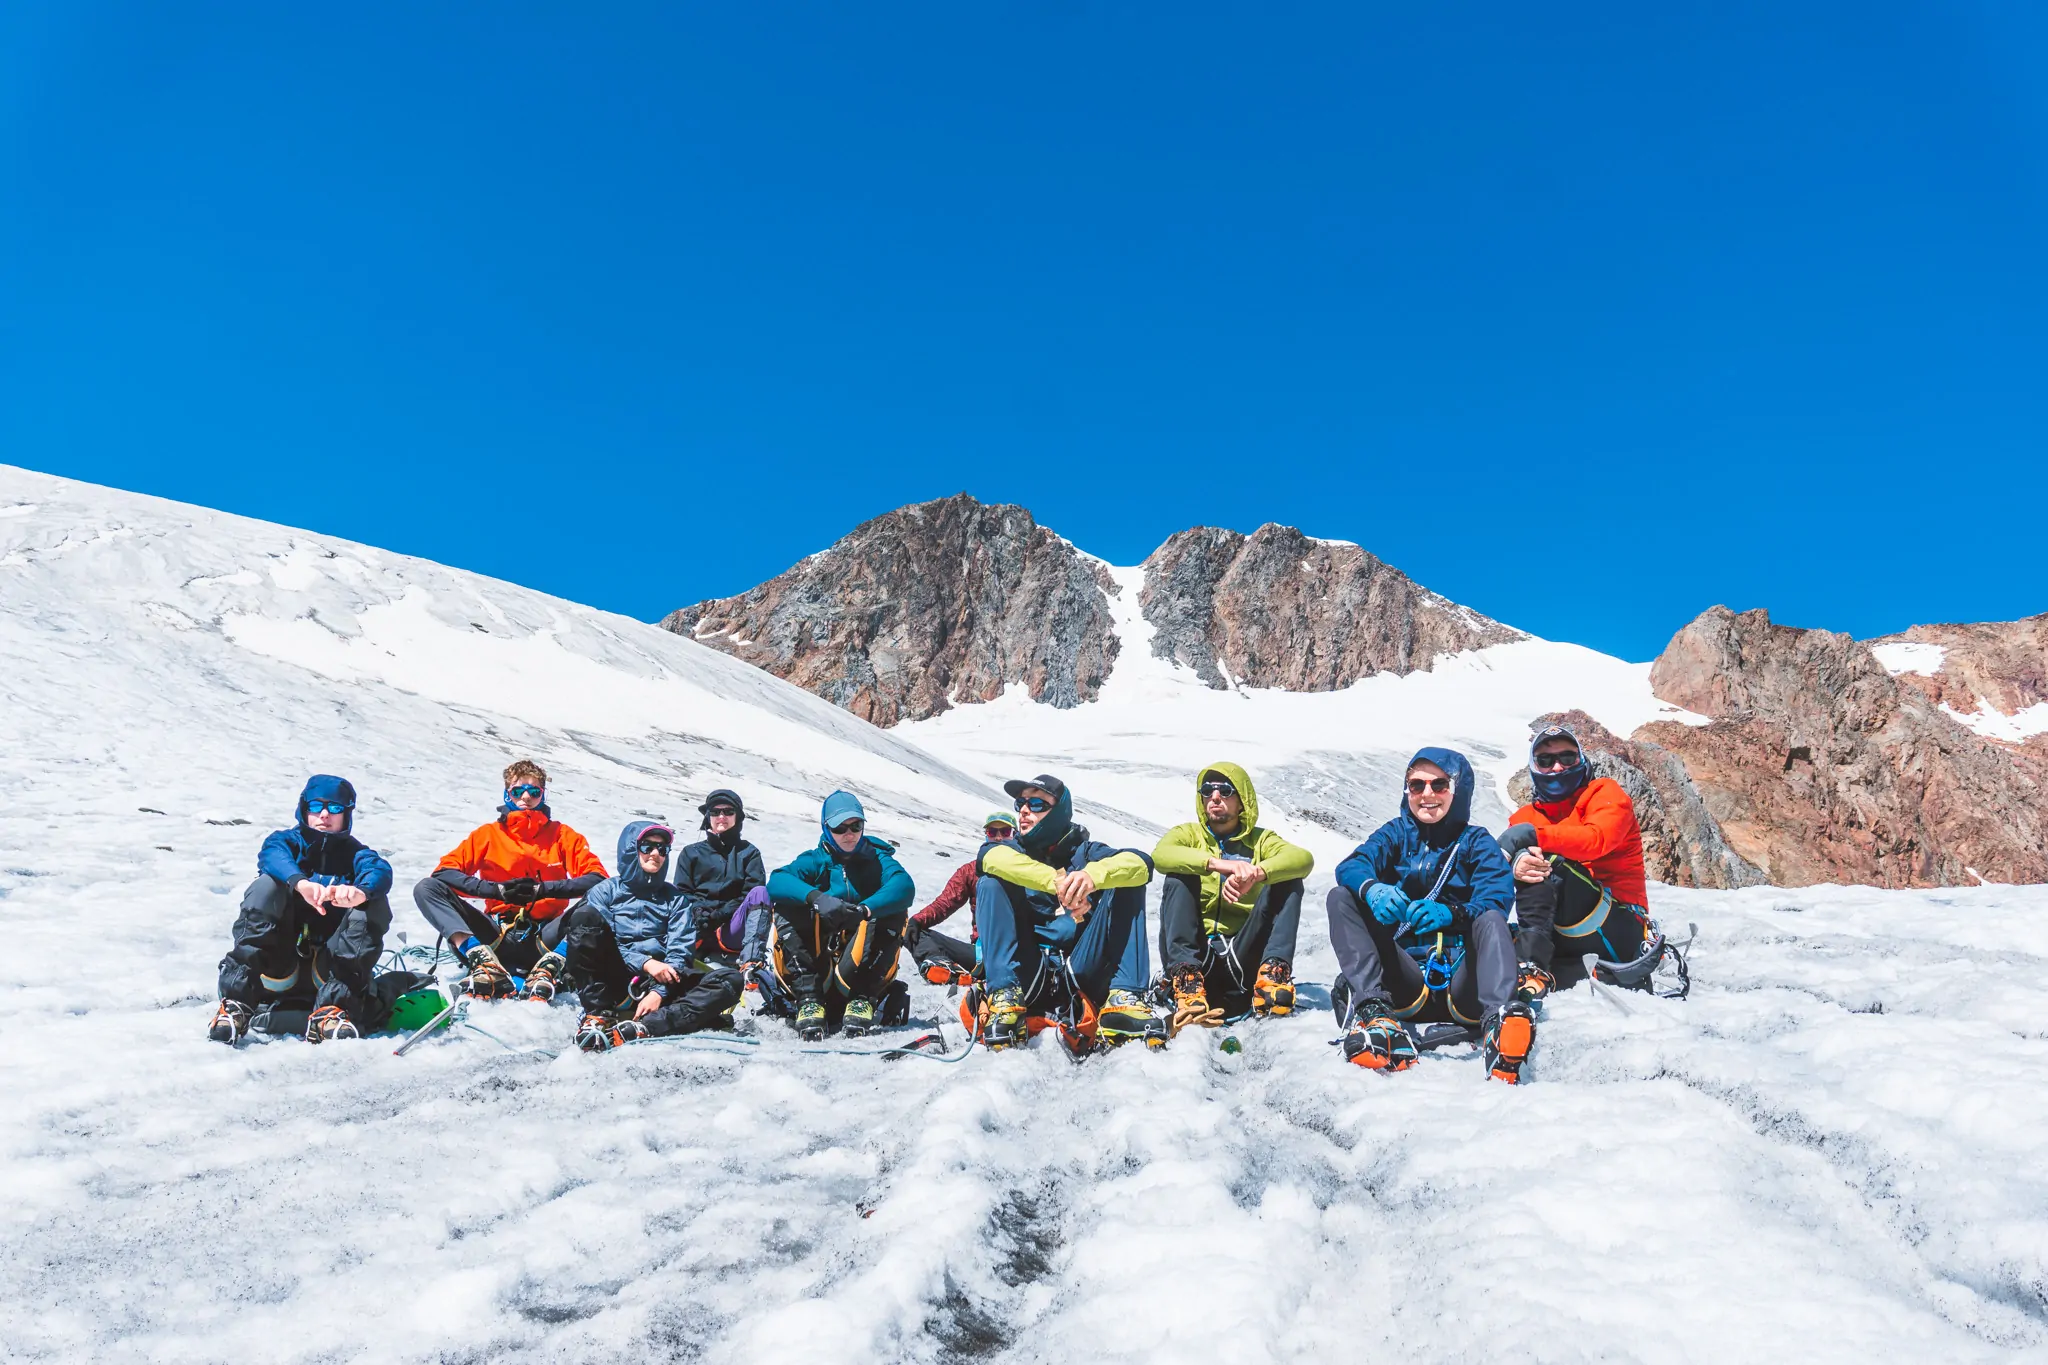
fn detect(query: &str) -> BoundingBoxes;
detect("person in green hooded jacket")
[1152,763,1314,1025]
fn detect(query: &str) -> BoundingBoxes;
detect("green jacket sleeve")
[1151,824,1215,877]
[1252,828,1314,882]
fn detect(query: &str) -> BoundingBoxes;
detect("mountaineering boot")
[304,1005,360,1043]
[1482,1002,1536,1084]
[520,950,565,1002]
[842,996,878,1037]
[462,942,514,999]
[577,1013,648,1053]
[1168,963,1222,1032]
[1342,998,1418,1072]
[1252,959,1295,1017]
[921,960,972,987]
[982,986,1027,1049]
[794,996,827,1042]
[1099,988,1167,1049]
[208,999,252,1045]
[1514,962,1556,1006]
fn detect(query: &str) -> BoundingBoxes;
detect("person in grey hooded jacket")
[563,820,743,1051]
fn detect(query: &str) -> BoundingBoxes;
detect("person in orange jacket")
[1499,723,1651,996]
[412,759,609,999]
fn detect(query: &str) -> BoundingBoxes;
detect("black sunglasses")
[1532,751,1581,771]
[1014,796,1053,813]
[706,806,739,818]
[831,819,865,835]
[637,839,672,855]
[1406,777,1453,794]
[1198,782,1237,798]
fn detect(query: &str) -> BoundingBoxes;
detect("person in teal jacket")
[767,790,914,1039]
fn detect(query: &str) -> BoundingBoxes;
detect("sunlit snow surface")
[6,465,2048,1363]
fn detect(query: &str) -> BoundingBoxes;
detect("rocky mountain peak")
[1140,524,1523,690]
[660,494,1117,727]
[1637,606,2048,887]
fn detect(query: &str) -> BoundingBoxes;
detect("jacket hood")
[1399,747,1475,848]
[699,788,746,838]
[298,775,357,835]
[1528,724,1592,805]
[1196,762,1259,839]
[1005,775,1074,856]
[615,819,674,893]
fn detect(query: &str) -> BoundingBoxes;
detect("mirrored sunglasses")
[305,800,353,815]
[1014,796,1053,813]
[508,784,545,799]
[831,819,865,835]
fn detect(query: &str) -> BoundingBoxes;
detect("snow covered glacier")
[4,463,2047,1363]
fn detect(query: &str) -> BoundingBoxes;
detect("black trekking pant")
[774,903,904,1001]
[1513,858,1649,986]
[1157,874,1303,1007]
[910,926,976,977]
[219,876,390,1025]
[1325,884,1514,1027]
[412,876,568,972]
[562,903,742,1033]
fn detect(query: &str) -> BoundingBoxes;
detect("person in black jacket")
[672,789,770,980]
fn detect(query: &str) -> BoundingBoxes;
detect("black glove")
[1498,823,1542,860]
[902,920,925,950]
[501,878,541,906]
[809,891,860,931]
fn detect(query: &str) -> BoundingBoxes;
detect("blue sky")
[4,3,2044,661]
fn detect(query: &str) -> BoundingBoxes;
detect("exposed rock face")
[1140,525,1524,690]
[660,495,1117,727]
[1866,614,2048,721]
[1637,606,2048,888]
[1506,711,1769,891]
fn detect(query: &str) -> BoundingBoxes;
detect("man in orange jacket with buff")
[1499,723,1651,997]
[412,759,609,999]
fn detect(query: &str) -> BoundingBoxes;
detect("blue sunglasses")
[1013,796,1054,813]
[507,784,545,800]
[305,800,352,815]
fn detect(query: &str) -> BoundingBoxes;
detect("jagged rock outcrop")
[1506,711,1769,890]
[660,495,1117,727]
[1635,606,2048,888]
[1140,525,1524,690]
[1866,614,2048,722]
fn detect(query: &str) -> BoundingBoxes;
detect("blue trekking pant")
[975,875,1148,1006]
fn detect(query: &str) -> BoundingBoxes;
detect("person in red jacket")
[1500,723,1651,995]
[412,759,609,1000]
[903,811,1015,986]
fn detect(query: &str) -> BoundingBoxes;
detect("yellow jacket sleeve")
[1082,850,1153,889]
[1253,830,1314,882]
[1151,824,1214,877]
[979,844,1060,893]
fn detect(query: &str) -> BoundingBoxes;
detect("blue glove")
[1364,882,1411,926]
[1406,898,1453,934]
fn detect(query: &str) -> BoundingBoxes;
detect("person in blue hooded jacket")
[972,773,1160,1050]
[563,820,744,1052]
[766,791,914,1039]
[1326,747,1535,1083]
[210,775,394,1045]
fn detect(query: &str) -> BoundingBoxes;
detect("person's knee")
[243,876,296,915]
[410,876,448,911]
[1326,883,1362,917]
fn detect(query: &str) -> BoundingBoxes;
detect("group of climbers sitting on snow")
[207,723,1666,1080]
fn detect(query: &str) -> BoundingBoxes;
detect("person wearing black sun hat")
[971,773,1159,1050]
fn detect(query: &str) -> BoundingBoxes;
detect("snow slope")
[6,465,2048,1363]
